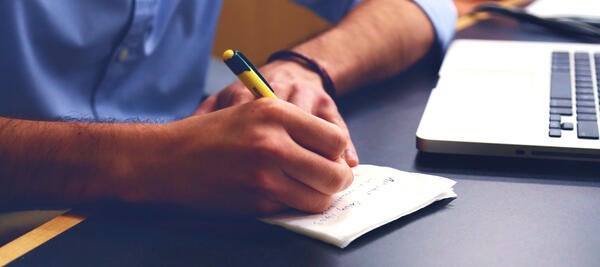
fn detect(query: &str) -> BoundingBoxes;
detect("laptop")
[416,39,600,161]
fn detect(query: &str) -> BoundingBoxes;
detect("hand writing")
[196,60,359,167]
[135,99,354,215]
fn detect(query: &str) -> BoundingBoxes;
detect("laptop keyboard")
[549,51,600,139]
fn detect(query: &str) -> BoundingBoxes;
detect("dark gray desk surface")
[6,17,600,267]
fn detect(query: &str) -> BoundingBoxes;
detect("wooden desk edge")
[0,213,85,266]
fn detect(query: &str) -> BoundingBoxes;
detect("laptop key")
[552,66,570,72]
[575,72,592,78]
[549,114,561,122]
[577,121,599,139]
[561,122,574,130]
[575,73,592,78]
[550,99,571,108]
[576,81,594,88]
[576,94,595,101]
[550,73,572,99]
[575,89,593,95]
[576,107,597,114]
[575,65,591,71]
[576,100,595,108]
[550,121,561,129]
[550,107,573,115]
[577,114,597,121]
[549,129,562,138]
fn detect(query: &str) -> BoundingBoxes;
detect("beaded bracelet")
[267,50,337,100]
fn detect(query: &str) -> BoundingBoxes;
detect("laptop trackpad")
[429,70,542,143]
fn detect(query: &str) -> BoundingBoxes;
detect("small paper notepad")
[260,164,456,248]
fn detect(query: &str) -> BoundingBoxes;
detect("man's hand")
[196,60,359,167]
[140,99,354,215]
[0,100,352,215]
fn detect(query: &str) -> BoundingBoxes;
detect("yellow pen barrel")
[236,71,277,98]
[223,49,277,99]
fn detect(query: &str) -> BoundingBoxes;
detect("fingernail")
[344,148,359,167]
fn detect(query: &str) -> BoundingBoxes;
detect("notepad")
[260,164,456,248]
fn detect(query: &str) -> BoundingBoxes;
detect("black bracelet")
[267,50,337,100]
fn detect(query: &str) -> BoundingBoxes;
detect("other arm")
[290,0,454,94]
[198,0,456,165]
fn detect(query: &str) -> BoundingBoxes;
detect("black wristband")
[267,50,336,100]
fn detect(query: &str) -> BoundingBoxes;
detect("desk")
[3,13,600,267]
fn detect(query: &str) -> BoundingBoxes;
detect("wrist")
[267,50,337,100]
[105,122,171,203]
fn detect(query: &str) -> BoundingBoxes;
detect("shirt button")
[117,48,129,62]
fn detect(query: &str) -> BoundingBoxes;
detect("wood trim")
[0,214,85,266]
[212,0,330,65]
[456,0,534,31]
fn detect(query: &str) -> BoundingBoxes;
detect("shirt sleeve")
[294,0,456,52]
[413,0,457,52]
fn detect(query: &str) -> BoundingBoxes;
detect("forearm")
[0,99,355,214]
[292,0,435,94]
[0,117,159,205]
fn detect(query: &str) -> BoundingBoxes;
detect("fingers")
[264,100,347,160]
[217,82,256,109]
[314,101,360,167]
[197,70,357,168]
[195,82,256,115]
[281,82,313,112]
[194,94,218,115]
[281,82,359,167]
[252,167,340,213]
[241,100,354,213]
[277,142,354,195]
[216,81,353,164]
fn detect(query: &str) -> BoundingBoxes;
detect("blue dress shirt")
[0,0,455,122]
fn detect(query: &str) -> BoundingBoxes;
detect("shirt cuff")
[413,0,457,52]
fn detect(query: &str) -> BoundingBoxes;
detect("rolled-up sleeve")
[413,0,457,51]
[294,0,456,52]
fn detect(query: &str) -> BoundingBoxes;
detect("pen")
[222,49,277,98]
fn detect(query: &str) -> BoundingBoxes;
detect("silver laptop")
[416,39,600,161]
